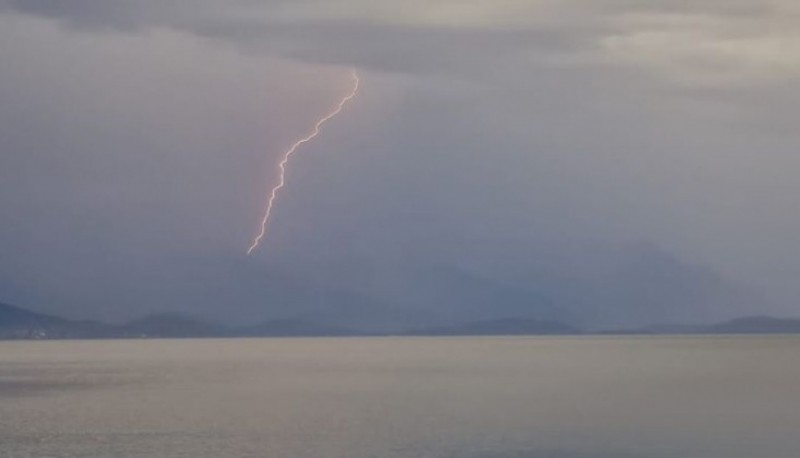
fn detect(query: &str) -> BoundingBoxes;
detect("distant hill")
[123,313,227,338]
[0,302,361,339]
[0,302,63,328]
[406,318,581,336]
[5,301,800,340]
[704,316,800,334]
[0,302,114,339]
[235,319,360,337]
[624,316,800,335]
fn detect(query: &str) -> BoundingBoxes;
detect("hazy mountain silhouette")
[0,302,114,339]
[124,313,227,338]
[0,302,63,327]
[406,318,581,336]
[635,316,800,335]
[4,301,800,340]
[236,319,360,337]
[706,316,800,334]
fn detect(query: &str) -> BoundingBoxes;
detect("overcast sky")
[1,0,799,328]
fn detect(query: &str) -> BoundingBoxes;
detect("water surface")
[2,336,799,457]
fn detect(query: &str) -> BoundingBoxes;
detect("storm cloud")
[1,0,798,329]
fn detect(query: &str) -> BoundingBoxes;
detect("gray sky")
[1,0,798,329]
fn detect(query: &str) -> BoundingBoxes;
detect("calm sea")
[2,336,799,458]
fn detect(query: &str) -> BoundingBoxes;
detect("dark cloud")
[192,21,582,79]
[0,0,238,29]
[0,0,165,29]
[0,0,598,82]
[0,1,797,327]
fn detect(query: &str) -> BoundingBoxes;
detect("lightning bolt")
[247,69,360,255]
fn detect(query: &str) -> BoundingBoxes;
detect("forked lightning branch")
[247,70,360,255]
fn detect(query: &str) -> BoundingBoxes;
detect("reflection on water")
[2,336,799,458]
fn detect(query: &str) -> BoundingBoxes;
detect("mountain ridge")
[3,302,800,340]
